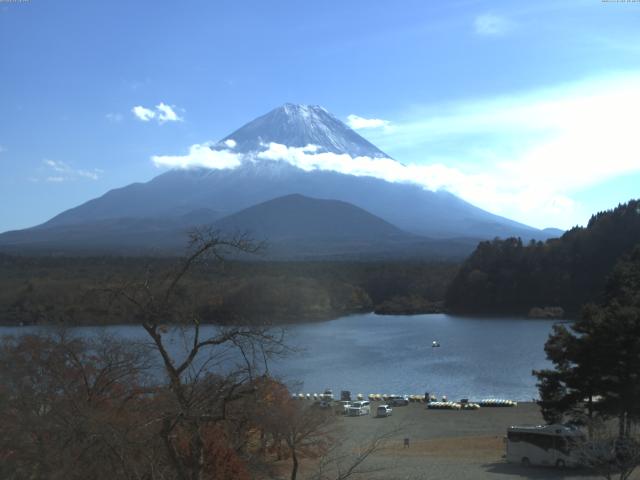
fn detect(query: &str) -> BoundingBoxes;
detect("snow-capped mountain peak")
[213,103,391,159]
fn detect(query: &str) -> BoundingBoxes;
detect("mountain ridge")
[214,193,408,241]
[0,103,558,256]
[0,194,479,260]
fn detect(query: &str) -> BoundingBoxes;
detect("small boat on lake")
[432,341,440,347]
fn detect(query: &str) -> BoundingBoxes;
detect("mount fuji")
[0,103,556,258]
[215,103,390,158]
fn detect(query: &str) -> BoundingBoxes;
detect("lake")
[0,313,560,401]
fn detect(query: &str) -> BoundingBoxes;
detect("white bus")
[505,424,584,468]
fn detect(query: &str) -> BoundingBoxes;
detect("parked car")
[336,400,351,415]
[348,401,371,416]
[389,395,410,406]
[376,404,393,417]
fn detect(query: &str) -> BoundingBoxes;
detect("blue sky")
[1,0,639,232]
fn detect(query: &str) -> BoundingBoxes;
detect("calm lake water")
[0,313,560,401]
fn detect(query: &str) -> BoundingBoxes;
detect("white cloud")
[224,139,237,149]
[131,103,183,123]
[257,143,398,176]
[152,140,420,186]
[151,138,590,228]
[41,159,101,182]
[156,102,183,123]
[252,143,589,229]
[152,143,242,170]
[363,72,640,228]
[474,14,513,36]
[132,105,156,122]
[78,170,100,180]
[105,113,123,123]
[255,143,502,201]
[346,114,391,130]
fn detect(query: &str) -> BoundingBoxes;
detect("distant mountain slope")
[445,199,640,315]
[0,103,555,255]
[0,194,478,260]
[214,194,406,240]
[542,227,564,238]
[0,209,222,254]
[211,194,478,259]
[34,161,544,241]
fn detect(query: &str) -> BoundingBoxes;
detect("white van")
[376,404,393,417]
[348,401,371,416]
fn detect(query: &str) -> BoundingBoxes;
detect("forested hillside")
[0,256,457,325]
[445,200,640,315]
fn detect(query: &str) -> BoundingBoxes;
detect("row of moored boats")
[292,392,517,408]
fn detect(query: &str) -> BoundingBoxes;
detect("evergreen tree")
[534,245,640,438]
[447,200,640,315]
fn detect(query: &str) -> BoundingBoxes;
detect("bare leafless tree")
[309,424,402,480]
[0,331,159,480]
[578,422,640,480]
[107,228,287,480]
[277,402,335,480]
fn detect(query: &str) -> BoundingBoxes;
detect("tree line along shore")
[0,255,456,326]
[1,199,640,326]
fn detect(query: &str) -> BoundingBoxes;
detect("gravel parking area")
[324,402,619,480]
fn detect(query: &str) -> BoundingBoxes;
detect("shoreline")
[0,309,569,328]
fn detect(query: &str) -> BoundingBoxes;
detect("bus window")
[506,426,583,468]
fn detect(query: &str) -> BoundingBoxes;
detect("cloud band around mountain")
[150,140,476,202]
[152,144,242,169]
[149,72,640,230]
